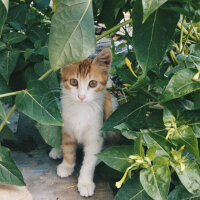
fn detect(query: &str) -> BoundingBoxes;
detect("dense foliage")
[0,0,200,199]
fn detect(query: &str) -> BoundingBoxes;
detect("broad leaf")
[0,145,25,186]
[163,107,176,125]
[168,185,200,200]
[0,41,6,51]
[141,129,173,157]
[142,0,167,22]
[132,0,179,73]
[3,32,26,45]
[36,123,61,149]
[140,157,170,200]
[146,144,157,161]
[34,0,50,9]
[160,69,200,103]
[96,145,133,172]
[0,74,11,104]
[49,0,95,70]
[0,100,6,120]
[0,0,8,36]
[15,80,63,126]
[170,158,200,194]
[102,97,147,132]
[134,135,144,157]
[115,123,138,140]
[0,125,17,141]
[115,175,152,200]
[170,125,199,160]
[0,50,19,83]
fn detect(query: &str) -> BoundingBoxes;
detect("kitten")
[49,48,118,197]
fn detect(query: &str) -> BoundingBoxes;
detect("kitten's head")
[61,48,112,102]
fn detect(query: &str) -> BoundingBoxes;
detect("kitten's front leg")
[78,133,103,197]
[57,132,77,178]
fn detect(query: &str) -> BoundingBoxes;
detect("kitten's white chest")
[61,99,104,143]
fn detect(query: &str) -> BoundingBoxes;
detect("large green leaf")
[15,80,63,126]
[102,97,147,132]
[141,129,173,157]
[3,32,26,45]
[168,185,200,200]
[170,158,200,194]
[140,157,171,200]
[115,123,138,140]
[0,50,20,83]
[170,125,199,160]
[0,125,17,141]
[160,69,200,103]
[0,145,25,186]
[142,0,167,22]
[0,0,8,36]
[134,135,144,157]
[115,176,152,200]
[0,100,6,120]
[96,145,133,172]
[0,41,6,51]
[0,74,11,104]
[49,0,95,70]
[36,123,61,149]
[132,0,179,73]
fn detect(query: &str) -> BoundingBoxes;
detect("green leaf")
[132,0,179,73]
[163,107,176,125]
[141,129,173,157]
[140,157,170,200]
[160,69,200,103]
[0,50,19,83]
[34,61,59,91]
[96,145,133,172]
[0,0,8,36]
[115,123,138,140]
[49,0,95,70]
[168,184,200,200]
[142,0,167,22]
[0,74,11,104]
[24,48,34,61]
[36,123,61,149]
[170,158,200,194]
[0,41,6,51]
[0,100,6,120]
[102,97,147,132]
[170,125,199,160]
[115,175,152,200]
[34,0,50,9]
[0,145,25,186]
[146,144,157,161]
[3,32,26,45]
[15,80,63,126]
[134,135,144,157]
[0,125,17,141]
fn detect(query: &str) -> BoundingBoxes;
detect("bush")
[0,0,200,199]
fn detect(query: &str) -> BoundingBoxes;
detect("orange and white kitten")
[49,48,118,197]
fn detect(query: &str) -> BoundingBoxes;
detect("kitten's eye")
[70,79,78,86]
[89,80,97,88]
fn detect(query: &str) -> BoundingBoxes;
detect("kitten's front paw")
[57,161,74,178]
[78,181,95,197]
[49,148,62,159]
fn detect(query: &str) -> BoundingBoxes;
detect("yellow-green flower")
[193,71,200,81]
[115,166,131,189]
[125,57,138,78]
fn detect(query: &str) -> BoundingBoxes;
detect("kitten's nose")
[78,94,86,101]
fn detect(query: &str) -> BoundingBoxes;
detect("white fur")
[57,160,75,178]
[49,148,62,159]
[57,80,105,197]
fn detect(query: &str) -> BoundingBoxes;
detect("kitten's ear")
[92,48,112,72]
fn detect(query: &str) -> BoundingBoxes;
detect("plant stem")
[180,22,194,54]
[38,68,54,81]
[177,22,197,41]
[0,90,24,98]
[0,104,16,132]
[96,19,132,41]
[179,16,185,53]
[169,50,178,65]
